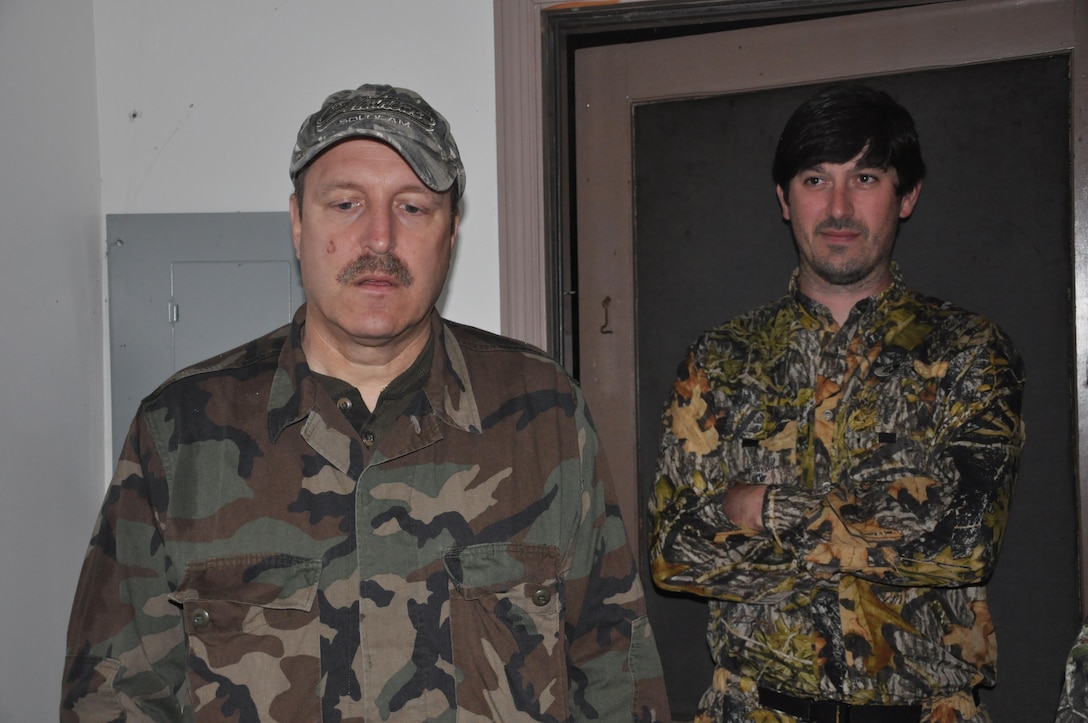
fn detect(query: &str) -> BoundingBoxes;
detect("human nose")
[359,207,394,254]
[827,184,853,219]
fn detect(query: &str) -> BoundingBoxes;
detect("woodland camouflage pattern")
[650,268,1024,723]
[63,306,670,722]
[1057,620,1088,722]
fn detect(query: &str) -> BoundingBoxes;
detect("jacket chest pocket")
[721,412,800,490]
[840,372,939,477]
[169,554,322,722]
[444,542,567,721]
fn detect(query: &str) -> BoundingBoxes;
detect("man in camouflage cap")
[650,85,1024,722]
[62,83,671,722]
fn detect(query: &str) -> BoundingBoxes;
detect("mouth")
[351,274,400,289]
[337,254,413,287]
[820,229,861,242]
[815,220,866,244]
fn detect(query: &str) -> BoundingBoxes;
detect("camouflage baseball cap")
[290,84,466,200]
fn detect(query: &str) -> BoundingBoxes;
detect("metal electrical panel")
[106,212,303,461]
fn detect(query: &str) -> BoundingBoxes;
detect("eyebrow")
[796,165,892,184]
[314,180,360,195]
[314,179,442,199]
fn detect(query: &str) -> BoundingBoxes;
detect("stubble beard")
[798,216,894,287]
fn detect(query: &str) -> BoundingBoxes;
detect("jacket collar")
[789,261,908,326]
[267,305,482,441]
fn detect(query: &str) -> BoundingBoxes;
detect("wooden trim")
[1073,0,1088,611]
[493,0,567,351]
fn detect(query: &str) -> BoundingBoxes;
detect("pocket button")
[530,587,552,607]
[191,608,211,628]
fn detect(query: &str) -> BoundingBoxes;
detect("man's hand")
[721,482,767,531]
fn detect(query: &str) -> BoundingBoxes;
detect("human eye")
[396,192,441,219]
[321,197,365,224]
[853,167,890,186]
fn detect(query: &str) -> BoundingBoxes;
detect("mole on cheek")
[326,240,336,254]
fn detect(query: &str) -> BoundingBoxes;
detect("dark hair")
[772,84,926,199]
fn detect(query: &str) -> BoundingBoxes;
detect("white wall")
[93,0,500,332]
[0,1,498,719]
[0,1,105,721]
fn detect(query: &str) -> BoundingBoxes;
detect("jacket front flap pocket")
[167,554,324,720]
[170,553,321,611]
[443,542,568,719]
[443,542,558,601]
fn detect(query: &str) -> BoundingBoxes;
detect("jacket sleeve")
[562,384,672,723]
[649,346,799,602]
[61,412,187,722]
[650,323,1025,600]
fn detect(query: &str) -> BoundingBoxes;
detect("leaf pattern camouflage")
[649,268,1024,722]
[1056,619,1088,722]
[62,306,671,722]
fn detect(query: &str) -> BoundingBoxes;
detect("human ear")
[898,181,922,219]
[289,194,303,259]
[775,185,791,221]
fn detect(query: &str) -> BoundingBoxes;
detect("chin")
[346,323,401,343]
[346,316,430,345]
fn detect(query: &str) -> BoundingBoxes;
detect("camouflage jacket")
[649,269,1024,719]
[63,306,670,722]
[1057,619,1088,722]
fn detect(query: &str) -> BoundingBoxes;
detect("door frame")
[494,0,1088,606]
[493,0,940,352]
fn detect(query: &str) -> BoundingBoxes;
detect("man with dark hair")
[650,84,1024,722]
[62,83,671,722]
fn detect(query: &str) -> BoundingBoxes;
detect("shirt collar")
[266,304,482,441]
[789,261,908,326]
[422,311,483,434]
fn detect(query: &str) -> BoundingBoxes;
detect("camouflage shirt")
[63,306,670,722]
[649,268,1024,721]
[1056,619,1088,722]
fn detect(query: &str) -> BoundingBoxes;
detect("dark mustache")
[336,253,413,286]
[815,217,867,234]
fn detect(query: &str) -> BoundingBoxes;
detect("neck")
[798,268,891,327]
[302,321,432,410]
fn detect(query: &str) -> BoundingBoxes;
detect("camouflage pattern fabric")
[650,267,1024,722]
[694,668,989,723]
[62,305,671,722]
[1057,619,1088,722]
